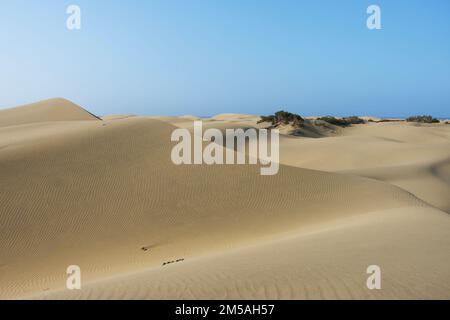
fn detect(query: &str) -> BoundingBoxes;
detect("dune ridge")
[0,98,101,128]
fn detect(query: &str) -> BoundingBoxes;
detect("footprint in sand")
[162,259,185,266]
[141,243,161,252]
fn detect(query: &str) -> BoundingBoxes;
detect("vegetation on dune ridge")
[406,115,440,123]
[368,119,405,123]
[258,111,366,128]
[258,110,304,127]
[316,116,365,127]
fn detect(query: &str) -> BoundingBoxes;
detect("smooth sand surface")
[0,98,100,127]
[0,101,449,299]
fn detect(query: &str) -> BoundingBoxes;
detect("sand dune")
[277,122,450,213]
[0,100,449,299]
[36,206,450,300]
[0,98,100,128]
[212,113,258,121]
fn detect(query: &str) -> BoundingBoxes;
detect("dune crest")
[0,98,101,128]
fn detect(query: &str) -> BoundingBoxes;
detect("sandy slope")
[36,207,450,300]
[0,103,449,299]
[277,122,450,213]
[0,98,101,128]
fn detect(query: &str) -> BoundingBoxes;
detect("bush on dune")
[258,110,304,127]
[375,119,405,123]
[258,111,366,128]
[406,115,440,123]
[344,116,366,125]
[317,116,365,127]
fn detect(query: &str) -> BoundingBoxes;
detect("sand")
[0,100,449,299]
[0,98,100,127]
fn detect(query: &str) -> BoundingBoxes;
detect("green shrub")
[406,115,440,123]
[377,119,404,123]
[258,110,304,127]
[343,116,365,125]
[317,116,365,127]
[258,115,276,124]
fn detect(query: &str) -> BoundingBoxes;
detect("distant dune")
[0,99,449,299]
[212,113,258,121]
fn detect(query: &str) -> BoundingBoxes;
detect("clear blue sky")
[1,0,449,117]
